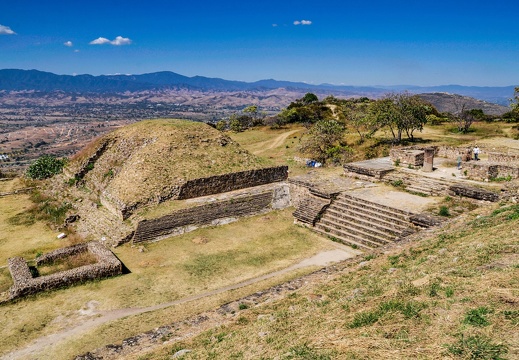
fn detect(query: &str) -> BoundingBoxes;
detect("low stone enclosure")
[7,241,122,300]
[390,145,519,181]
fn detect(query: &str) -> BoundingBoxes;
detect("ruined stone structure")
[293,192,417,250]
[102,166,288,220]
[132,183,290,243]
[422,148,435,172]
[390,148,425,166]
[448,184,500,202]
[436,146,472,161]
[487,152,519,164]
[177,166,288,200]
[8,242,122,300]
[464,162,519,181]
[343,158,395,180]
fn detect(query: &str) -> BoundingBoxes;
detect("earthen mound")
[65,119,270,218]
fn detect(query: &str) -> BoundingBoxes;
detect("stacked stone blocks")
[132,190,279,243]
[8,241,122,300]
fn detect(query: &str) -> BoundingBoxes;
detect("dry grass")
[36,251,98,277]
[135,204,519,360]
[0,194,62,265]
[0,208,336,358]
[228,124,310,176]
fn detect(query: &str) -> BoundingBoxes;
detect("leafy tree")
[215,120,227,131]
[398,94,430,140]
[229,114,242,132]
[243,105,265,127]
[503,87,519,122]
[511,87,519,111]
[369,97,402,142]
[301,92,319,105]
[455,104,476,133]
[341,100,375,143]
[299,119,350,164]
[281,101,333,126]
[26,155,66,179]
[264,115,286,129]
[369,93,431,143]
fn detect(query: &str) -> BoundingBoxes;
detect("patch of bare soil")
[252,129,300,155]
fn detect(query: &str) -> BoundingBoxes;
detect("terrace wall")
[132,184,290,243]
[102,166,288,220]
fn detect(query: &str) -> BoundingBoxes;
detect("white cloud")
[64,41,73,47]
[111,36,132,45]
[90,37,111,45]
[294,20,312,25]
[89,36,132,45]
[0,24,16,35]
[272,24,278,27]
[74,49,80,53]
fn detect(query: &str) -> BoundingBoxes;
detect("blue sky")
[0,0,518,86]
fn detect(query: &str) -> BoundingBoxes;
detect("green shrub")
[439,206,451,217]
[390,179,403,187]
[26,155,66,179]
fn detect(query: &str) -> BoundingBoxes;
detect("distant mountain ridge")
[0,69,516,106]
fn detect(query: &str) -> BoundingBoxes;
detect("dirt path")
[253,129,300,155]
[2,244,359,360]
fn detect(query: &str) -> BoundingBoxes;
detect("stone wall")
[488,152,519,164]
[390,148,424,166]
[132,190,280,243]
[102,166,288,220]
[288,178,314,208]
[448,184,499,202]
[436,146,472,161]
[409,213,444,228]
[177,166,288,200]
[8,242,122,300]
[36,243,88,266]
[465,162,519,181]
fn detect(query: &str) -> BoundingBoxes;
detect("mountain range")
[0,69,516,106]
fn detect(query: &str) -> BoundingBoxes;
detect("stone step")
[404,185,434,195]
[331,199,411,226]
[324,209,405,237]
[338,193,412,219]
[318,217,394,245]
[292,196,330,225]
[313,225,378,250]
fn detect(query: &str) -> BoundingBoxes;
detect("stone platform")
[343,157,395,179]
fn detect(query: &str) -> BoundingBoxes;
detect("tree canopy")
[299,119,350,164]
[369,93,431,143]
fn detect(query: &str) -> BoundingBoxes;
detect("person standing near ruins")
[457,154,462,170]
[473,146,480,161]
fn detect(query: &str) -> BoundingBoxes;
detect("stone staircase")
[293,196,331,226]
[313,193,414,250]
[384,171,452,196]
